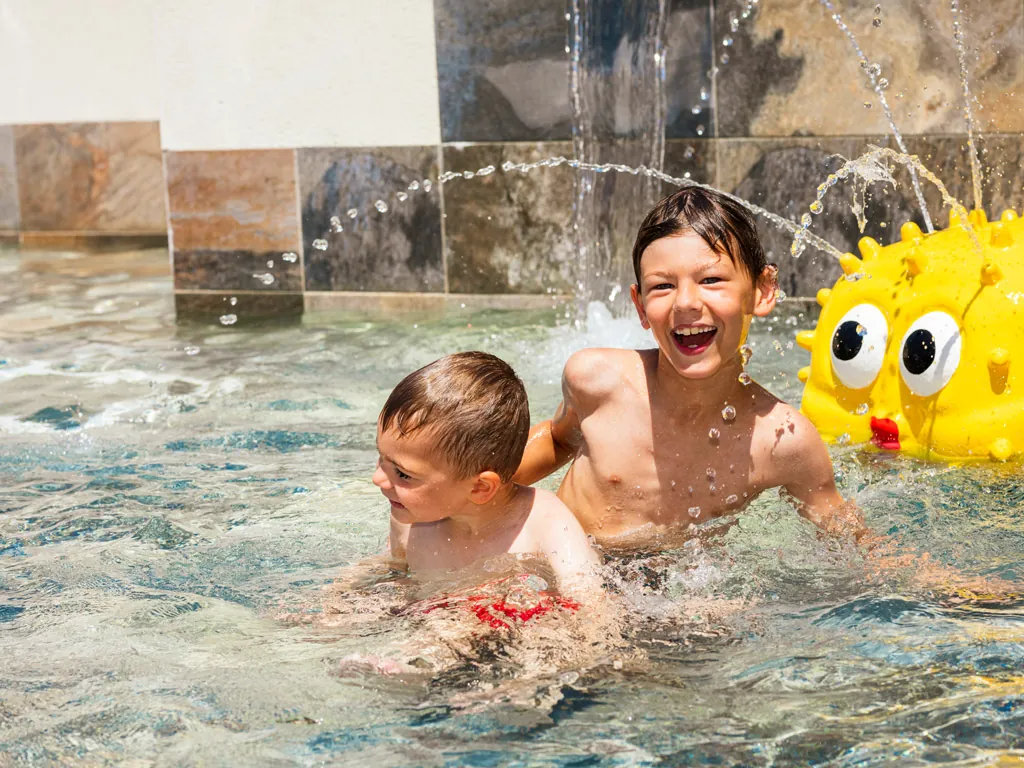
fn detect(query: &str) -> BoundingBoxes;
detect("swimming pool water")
[1,248,1023,766]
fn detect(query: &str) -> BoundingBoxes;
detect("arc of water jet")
[817,0,936,234]
[951,0,984,212]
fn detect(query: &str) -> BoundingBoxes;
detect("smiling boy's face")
[630,231,776,379]
[372,424,480,525]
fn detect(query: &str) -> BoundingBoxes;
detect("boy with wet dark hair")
[375,351,600,597]
[514,186,867,551]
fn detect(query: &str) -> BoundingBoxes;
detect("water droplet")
[856,403,869,415]
[738,372,753,386]
[346,208,358,219]
[688,506,701,518]
[422,180,433,192]
[407,181,420,192]
[863,102,873,109]
[312,239,328,251]
[809,200,823,214]
[873,16,882,26]
[844,271,866,282]
[700,87,709,102]
[837,433,851,445]
[856,323,867,337]
[462,170,475,180]
[709,484,717,493]
[868,63,881,78]
[722,405,737,421]
[740,345,753,365]
[184,345,201,356]
[790,240,806,257]
[229,297,238,306]
[696,124,706,136]
[684,145,696,159]
[775,289,787,303]
[691,105,702,115]
[729,15,740,32]
[266,259,274,268]
[800,213,812,227]
[709,427,721,440]
[722,36,733,47]
[282,252,298,263]
[725,494,739,505]
[877,77,889,91]
[719,52,730,65]
[396,191,408,202]
[706,468,717,482]
[252,273,275,285]
[374,200,388,213]
[219,314,237,326]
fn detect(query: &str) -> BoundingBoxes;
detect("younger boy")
[514,187,867,551]
[374,351,600,599]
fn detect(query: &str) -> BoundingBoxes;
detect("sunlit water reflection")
[1,249,1022,765]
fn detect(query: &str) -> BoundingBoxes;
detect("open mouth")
[870,417,901,451]
[672,326,717,356]
[386,497,406,510]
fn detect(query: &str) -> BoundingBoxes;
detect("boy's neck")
[442,482,524,539]
[651,349,748,413]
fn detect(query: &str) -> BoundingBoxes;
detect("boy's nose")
[675,281,701,311]
[371,462,390,490]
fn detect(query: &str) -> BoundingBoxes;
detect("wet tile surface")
[0,126,19,229]
[174,292,304,325]
[165,150,301,253]
[15,122,165,232]
[663,0,715,138]
[713,0,1024,136]
[298,146,442,293]
[443,142,575,294]
[173,250,302,292]
[435,0,571,142]
[717,136,927,297]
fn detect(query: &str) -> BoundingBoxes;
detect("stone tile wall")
[1,0,1021,318]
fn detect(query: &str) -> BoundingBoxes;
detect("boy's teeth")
[677,327,712,337]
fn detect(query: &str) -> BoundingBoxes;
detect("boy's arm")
[512,401,581,486]
[776,415,870,541]
[535,500,603,599]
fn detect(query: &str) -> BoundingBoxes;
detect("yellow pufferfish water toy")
[797,207,1023,463]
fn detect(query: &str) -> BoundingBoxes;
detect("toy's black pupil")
[832,321,864,361]
[903,329,935,375]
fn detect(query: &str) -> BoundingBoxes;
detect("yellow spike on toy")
[796,330,815,351]
[968,209,988,228]
[905,251,928,277]
[858,236,882,260]
[991,223,1014,249]
[981,261,1003,286]
[816,288,832,307]
[798,366,811,383]
[839,253,862,275]
[900,221,924,242]
[1000,209,1019,222]
[989,348,1010,368]
[989,438,1013,462]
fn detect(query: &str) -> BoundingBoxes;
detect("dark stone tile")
[174,292,303,325]
[174,250,301,291]
[662,138,715,184]
[165,150,301,253]
[717,136,926,297]
[443,142,574,294]
[435,0,713,143]
[435,0,570,142]
[0,126,18,230]
[14,122,165,232]
[298,147,442,293]
[713,0,1024,136]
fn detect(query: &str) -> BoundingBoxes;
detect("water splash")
[950,0,984,211]
[817,0,935,234]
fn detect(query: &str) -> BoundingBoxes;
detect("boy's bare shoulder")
[750,385,831,475]
[563,347,650,400]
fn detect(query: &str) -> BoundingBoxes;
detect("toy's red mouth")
[870,417,901,451]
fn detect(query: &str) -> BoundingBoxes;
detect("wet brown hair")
[378,351,530,482]
[632,186,767,285]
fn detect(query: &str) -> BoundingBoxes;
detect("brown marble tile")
[298,146,442,293]
[174,250,301,291]
[443,142,575,294]
[165,150,301,253]
[714,0,1024,136]
[15,122,165,232]
[717,136,927,297]
[174,292,303,325]
[0,126,18,230]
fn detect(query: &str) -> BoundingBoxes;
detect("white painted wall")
[0,0,442,150]
[0,0,160,124]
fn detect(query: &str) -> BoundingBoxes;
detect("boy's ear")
[468,471,503,505]
[630,283,651,329]
[753,264,779,317]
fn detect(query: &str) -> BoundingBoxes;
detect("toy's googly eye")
[899,311,961,396]
[830,304,888,389]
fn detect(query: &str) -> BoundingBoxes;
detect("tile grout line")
[160,147,176,286]
[437,143,449,294]
[291,148,307,294]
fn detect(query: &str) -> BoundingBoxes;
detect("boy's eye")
[648,282,673,291]
[394,466,412,481]
[700,276,724,285]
